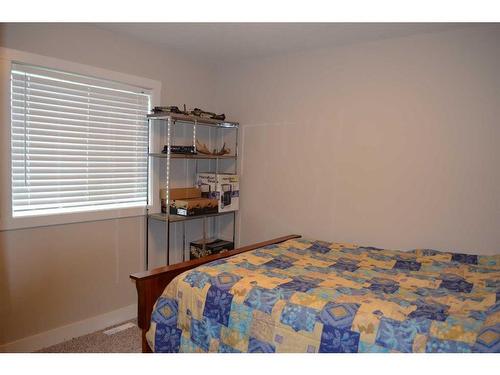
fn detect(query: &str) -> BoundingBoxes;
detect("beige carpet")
[37,320,141,353]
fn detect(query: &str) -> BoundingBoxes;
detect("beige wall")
[0,23,216,106]
[0,23,216,346]
[214,25,500,255]
[0,217,143,344]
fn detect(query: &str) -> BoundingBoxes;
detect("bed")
[130,235,500,353]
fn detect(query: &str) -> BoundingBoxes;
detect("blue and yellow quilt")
[147,238,500,352]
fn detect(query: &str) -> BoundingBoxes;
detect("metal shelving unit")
[145,111,239,269]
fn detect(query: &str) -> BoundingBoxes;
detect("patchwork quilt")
[146,238,500,353]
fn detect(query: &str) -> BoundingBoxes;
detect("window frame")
[0,48,162,231]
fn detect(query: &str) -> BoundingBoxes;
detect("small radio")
[162,145,197,155]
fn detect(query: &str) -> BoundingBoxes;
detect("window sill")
[0,205,147,231]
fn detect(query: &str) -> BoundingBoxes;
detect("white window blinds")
[11,62,151,217]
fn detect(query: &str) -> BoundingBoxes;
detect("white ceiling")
[96,23,474,66]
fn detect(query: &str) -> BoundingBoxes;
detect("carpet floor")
[36,320,141,353]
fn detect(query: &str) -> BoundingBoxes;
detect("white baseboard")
[0,304,137,353]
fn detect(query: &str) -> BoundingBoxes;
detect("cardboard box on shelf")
[217,174,239,212]
[169,197,218,216]
[196,173,218,199]
[196,173,239,213]
[169,187,202,200]
[160,187,201,213]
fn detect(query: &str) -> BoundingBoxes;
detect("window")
[10,62,151,217]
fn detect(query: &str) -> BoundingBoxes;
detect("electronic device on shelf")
[151,105,226,121]
[162,145,197,155]
[189,238,234,260]
[221,184,232,208]
[190,108,226,121]
[152,105,188,115]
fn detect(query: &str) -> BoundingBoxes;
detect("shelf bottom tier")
[148,211,236,223]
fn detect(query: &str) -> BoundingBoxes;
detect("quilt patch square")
[180,334,201,353]
[328,260,359,272]
[307,241,332,254]
[368,278,400,294]
[155,324,182,352]
[220,326,249,352]
[211,272,242,291]
[228,302,253,332]
[375,317,418,353]
[329,258,360,272]
[189,316,222,351]
[203,285,233,326]
[280,302,318,332]
[472,324,500,353]
[319,325,360,353]
[273,287,295,300]
[393,260,421,271]
[279,278,318,292]
[439,274,474,293]
[263,258,294,270]
[250,310,275,342]
[190,318,210,351]
[244,286,281,314]
[318,302,360,330]
[184,270,210,289]
[451,253,478,265]
[151,297,178,326]
[408,301,449,321]
[183,270,211,289]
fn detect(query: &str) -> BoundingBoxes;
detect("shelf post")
[193,119,197,150]
[182,221,186,262]
[165,116,172,265]
[202,216,207,252]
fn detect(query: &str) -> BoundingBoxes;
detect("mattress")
[146,238,500,352]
